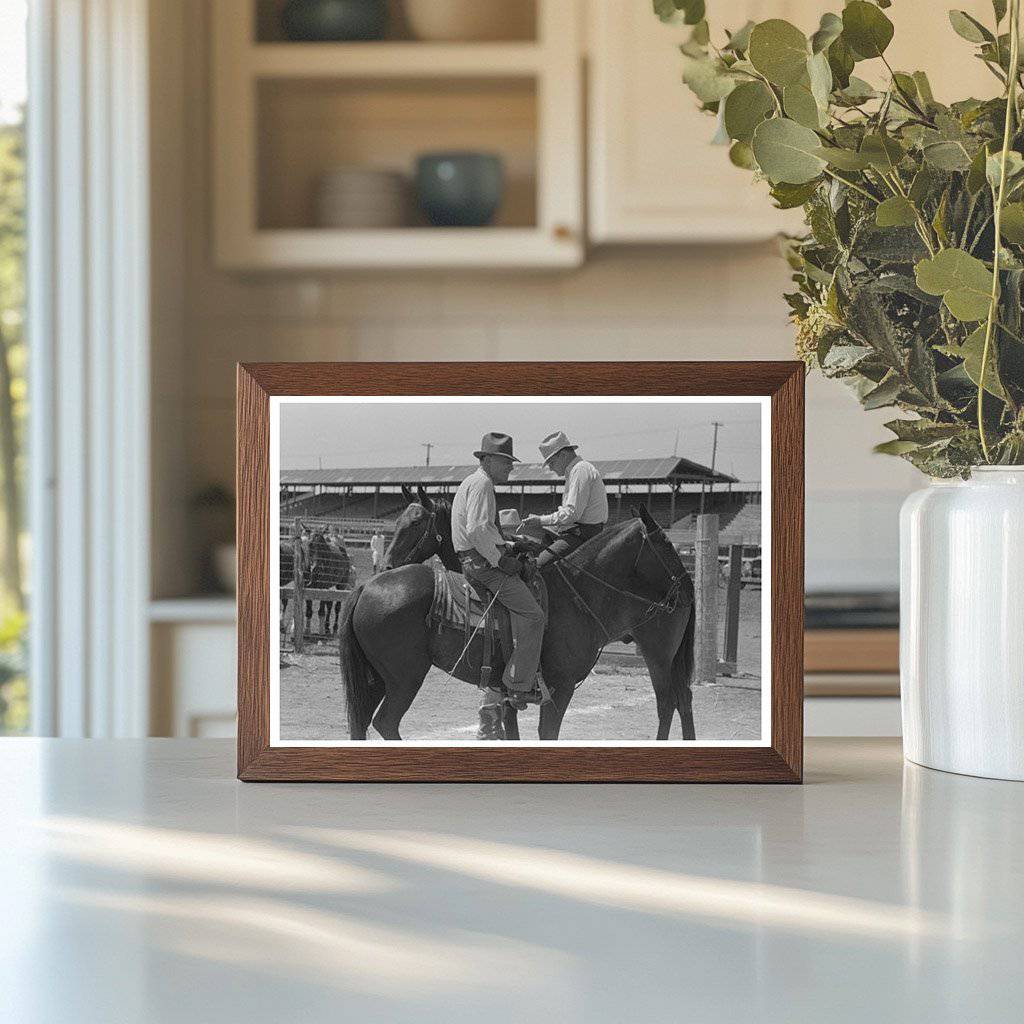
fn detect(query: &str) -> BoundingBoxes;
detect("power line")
[699,422,724,516]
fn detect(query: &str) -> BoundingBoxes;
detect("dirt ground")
[279,554,763,741]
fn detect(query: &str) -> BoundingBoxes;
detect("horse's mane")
[545,517,641,574]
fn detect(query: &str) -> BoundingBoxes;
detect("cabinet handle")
[553,224,574,241]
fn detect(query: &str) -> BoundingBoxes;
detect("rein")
[554,524,686,643]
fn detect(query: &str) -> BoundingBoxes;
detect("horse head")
[306,528,331,585]
[385,493,443,570]
[631,506,689,599]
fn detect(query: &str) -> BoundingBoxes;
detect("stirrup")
[504,675,554,709]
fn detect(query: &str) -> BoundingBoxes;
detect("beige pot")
[404,0,534,42]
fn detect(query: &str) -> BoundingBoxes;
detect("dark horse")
[306,527,353,635]
[340,488,696,741]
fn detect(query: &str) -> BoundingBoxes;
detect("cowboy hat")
[539,430,579,465]
[473,432,519,462]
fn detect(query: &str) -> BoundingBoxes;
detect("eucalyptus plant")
[659,0,1024,475]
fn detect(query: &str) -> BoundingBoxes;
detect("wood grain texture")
[236,361,805,783]
[804,629,899,675]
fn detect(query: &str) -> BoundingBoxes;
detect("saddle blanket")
[428,568,501,634]
[427,567,547,636]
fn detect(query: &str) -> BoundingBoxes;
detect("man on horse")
[451,432,546,739]
[524,431,609,569]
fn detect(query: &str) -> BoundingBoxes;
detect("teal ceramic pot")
[281,0,388,42]
[415,152,505,227]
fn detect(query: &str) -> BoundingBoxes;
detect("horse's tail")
[672,598,696,710]
[338,587,385,740]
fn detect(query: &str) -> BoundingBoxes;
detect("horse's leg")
[643,654,678,740]
[371,655,430,740]
[635,610,691,740]
[502,705,520,740]
[537,681,575,740]
[363,615,432,741]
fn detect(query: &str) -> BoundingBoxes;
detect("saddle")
[426,566,547,696]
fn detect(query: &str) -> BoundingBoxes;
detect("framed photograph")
[237,362,803,782]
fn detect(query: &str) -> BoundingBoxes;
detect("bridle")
[396,505,444,567]
[553,521,687,644]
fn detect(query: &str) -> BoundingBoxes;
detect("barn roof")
[280,456,738,488]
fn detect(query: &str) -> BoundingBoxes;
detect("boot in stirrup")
[476,704,506,740]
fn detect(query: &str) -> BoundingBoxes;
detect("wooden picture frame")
[237,362,804,782]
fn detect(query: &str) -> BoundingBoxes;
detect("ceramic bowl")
[403,0,534,42]
[415,152,504,228]
[281,0,388,42]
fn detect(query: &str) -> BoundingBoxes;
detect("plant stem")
[979,0,1021,462]
[821,167,879,203]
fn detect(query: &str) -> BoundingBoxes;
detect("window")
[0,0,28,734]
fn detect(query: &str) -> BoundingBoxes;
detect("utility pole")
[699,421,723,516]
[421,442,434,466]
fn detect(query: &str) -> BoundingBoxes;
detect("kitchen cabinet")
[587,0,999,244]
[211,0,583,269]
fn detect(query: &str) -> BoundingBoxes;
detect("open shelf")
[257,76,538,232]
[254,0,538,45]
[213,0,581,268]
[249,42,544,78]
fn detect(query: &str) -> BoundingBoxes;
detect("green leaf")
[752,117,827,184]
[827,35,855,89]
[986,150,1024,190]
[994,1,1008,24]
[923,141,973,171]
[1000,202,1024,242]
[748,19,810,87]
[724,20,755,53]
[807,51,833,110]
[912,71,935,105]
[810,12,843,54]
[875,196,918,228]
[681,55,737,103]
[687,20,710,47]
[948,10,993,44]
[915,249,994,321]
[836,75,877,105]
[959,324,1006,398]
[723,81,775,143]
[814,145,872,170]
[860,133,905,173]
[770,179,820,209]
[842,1,894,60]
[885,419,963,443]
[874,439,921,456]
[967,143,993,193]
[654,0,705,25]
[783,83,822,129]
[909,165,936,205]
[728,140,758,170]
[862,374,902,410]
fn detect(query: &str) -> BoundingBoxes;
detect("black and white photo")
[270,396,770,746]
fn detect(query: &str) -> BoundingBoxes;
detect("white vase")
[900,467,1024,780]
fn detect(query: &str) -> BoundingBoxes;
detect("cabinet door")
[588,1,814,243]
[588,1,1003,245]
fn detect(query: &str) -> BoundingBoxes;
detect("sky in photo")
[280,399,763,481]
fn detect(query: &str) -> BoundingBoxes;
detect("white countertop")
[2,738,1021,1023]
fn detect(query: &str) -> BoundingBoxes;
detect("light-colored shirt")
[370,534,385,560]
[540,456,609,530]
[451,467,505,566]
